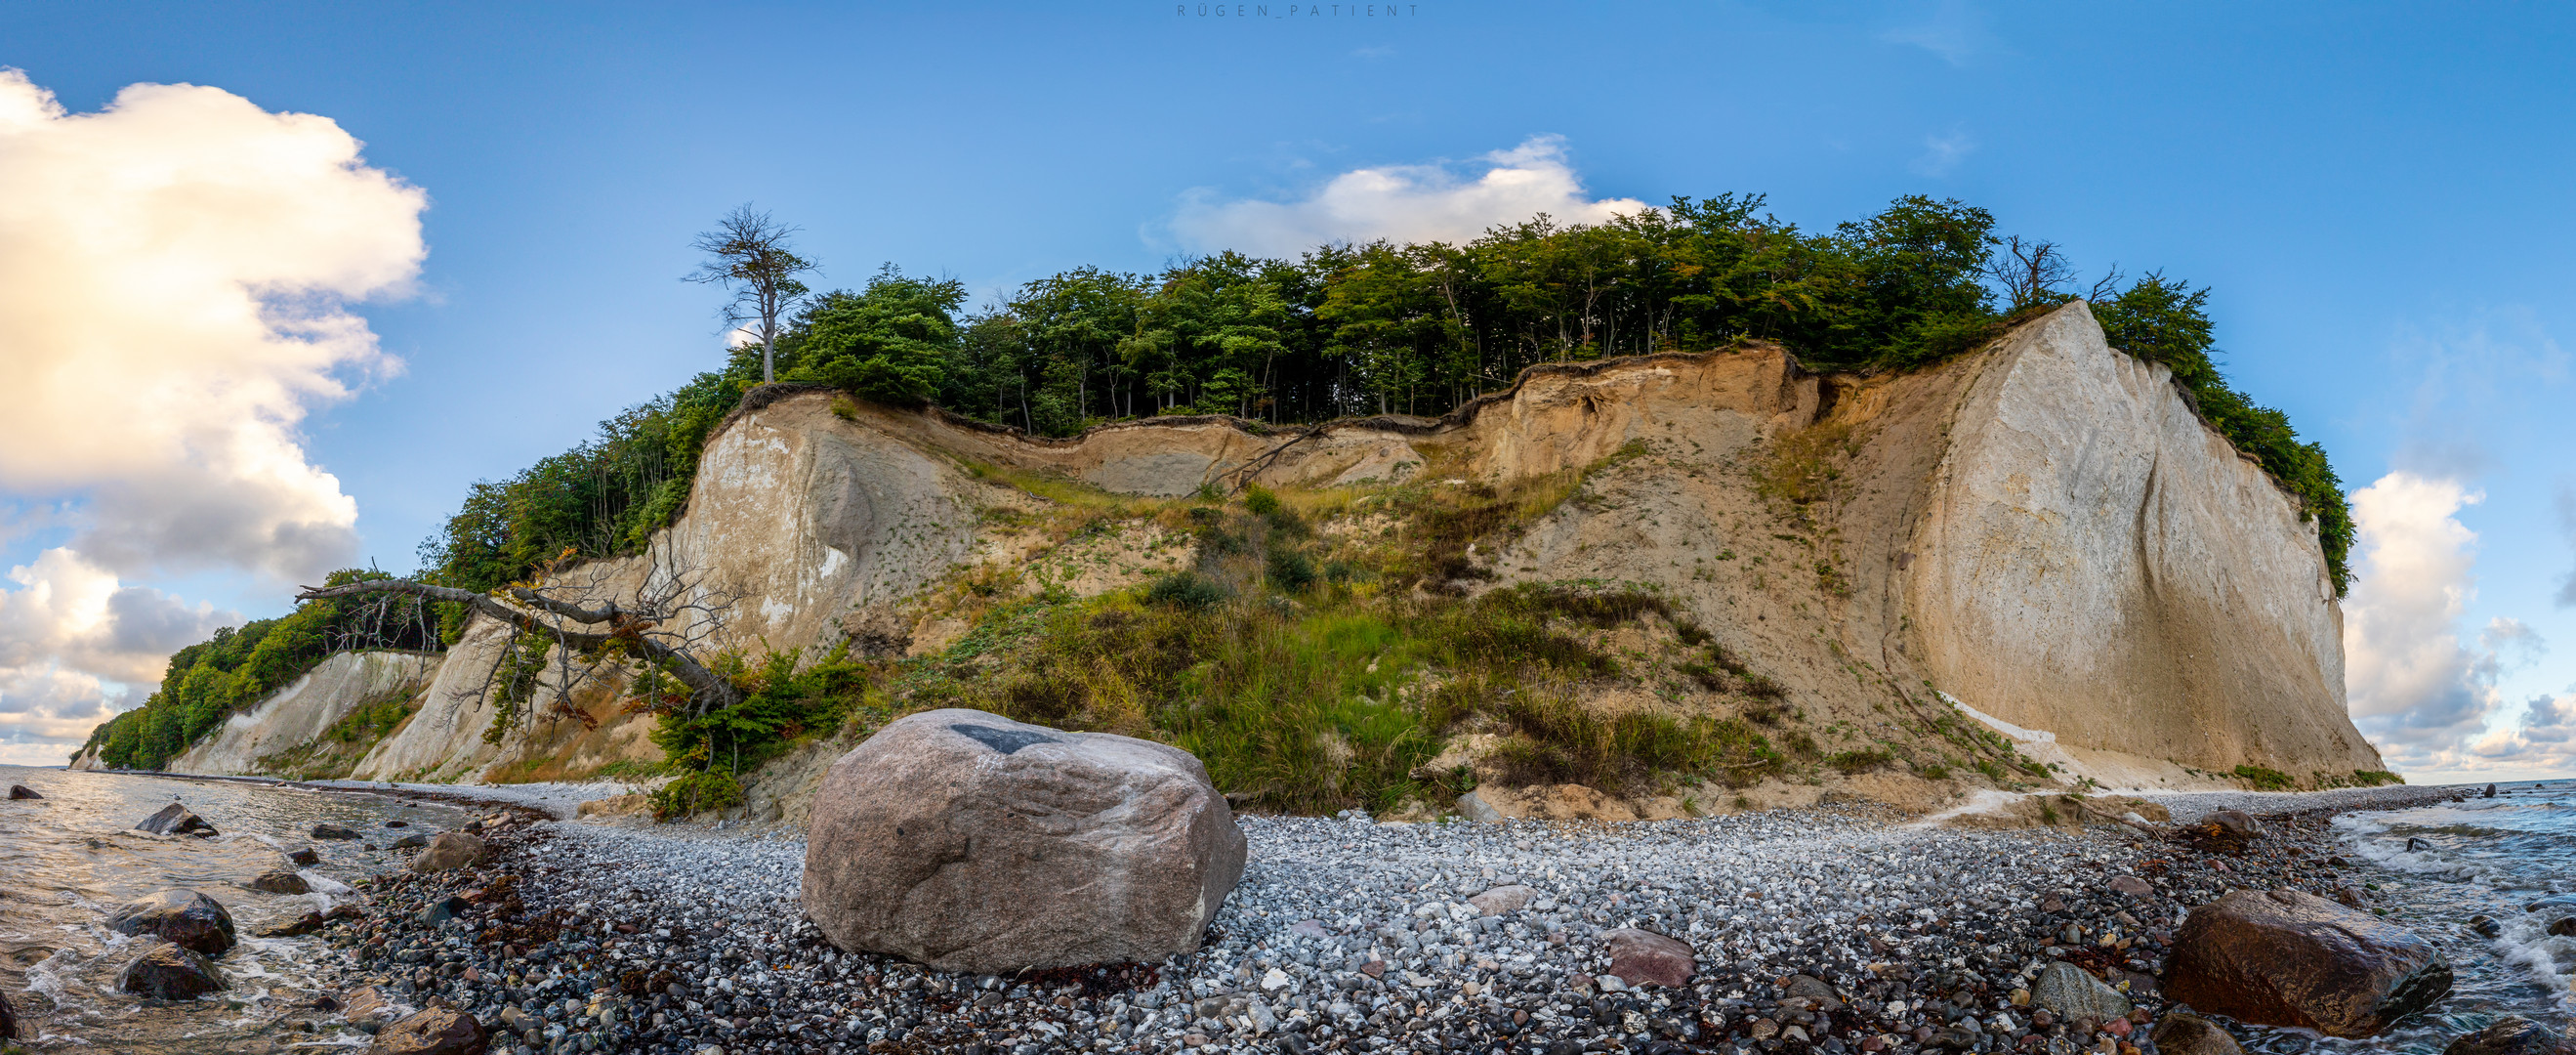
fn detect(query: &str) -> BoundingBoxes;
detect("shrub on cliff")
[2095,274,2353,592]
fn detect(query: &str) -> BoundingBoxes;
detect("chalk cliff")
[143,301,2380,800]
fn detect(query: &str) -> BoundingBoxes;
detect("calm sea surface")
[0,763,469,1053]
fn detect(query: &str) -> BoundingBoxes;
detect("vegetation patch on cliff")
[76,569,441,770]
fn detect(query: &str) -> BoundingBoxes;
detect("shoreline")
[277,781,2483,1055]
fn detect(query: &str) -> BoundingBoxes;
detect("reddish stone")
[1600,927,1695,988]
[366,1007,487,1055]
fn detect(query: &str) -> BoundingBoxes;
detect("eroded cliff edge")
[136,301,2381,811]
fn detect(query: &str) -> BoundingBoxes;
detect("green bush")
[1143,571,1231,610]
[1825,747,1894,774]
[1266,549,1318,592]
[649,772,745,820]
[2233,764,2296,790]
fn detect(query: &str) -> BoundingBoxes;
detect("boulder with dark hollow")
[2444,1017,2576,1055]
[367,1006,489,1055]
[408,831,488,873]
[108,889,237,957]
[136,802,216,836]
[0,983,17,1039]
[312,822,360,840]
[800,708,1246,972]
[247,869,312,895]
[119,941,226,999]
[2165,888,2452,1037]
[8,783,40,800]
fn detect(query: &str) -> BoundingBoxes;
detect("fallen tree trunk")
[293,579,743,713]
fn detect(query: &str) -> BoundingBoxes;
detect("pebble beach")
[282,783,2476,1055]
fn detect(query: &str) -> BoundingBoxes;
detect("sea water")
[0,762,469,1053]
[2235,781,2576,1055]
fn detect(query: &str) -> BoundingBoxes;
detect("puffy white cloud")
[2342,473,2501,769]
[0,662,137,767]
[1169,136,1649,257]
[0,69,421,759]
[0,548,233,763]
[0,68,426,582]
[2340,473,2576,776]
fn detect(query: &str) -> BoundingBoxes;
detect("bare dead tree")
[1986,235,2078,312]
[685,204,817,384]
[2087,263,2129,304]
[295,553,746,732]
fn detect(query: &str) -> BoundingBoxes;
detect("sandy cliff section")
[166,651,441,776]
[1327,301,2376,788]
[1901,304,2379,776]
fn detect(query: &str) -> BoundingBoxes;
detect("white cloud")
[1910,130,1976,177]
[1168,135,1650,257]
[0,69,426,582]
[0,548,234,764]
[2342,473,2498,769]
[0,663,138,767]
[1881,0,1997,66]
[0,69,423,760]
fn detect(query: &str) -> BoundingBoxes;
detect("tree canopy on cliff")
[415,193,2352,600]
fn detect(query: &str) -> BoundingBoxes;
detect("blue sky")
[2,1,2571,779]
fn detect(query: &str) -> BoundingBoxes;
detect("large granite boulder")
[2166,888,2452,1037]
[8,783,41,799]
[120,941,226,999]
[108,889,237,957]
[136,802,216,836]
[367,1006,489,1055]
[800,708,1246,972]
[408,831,488,873]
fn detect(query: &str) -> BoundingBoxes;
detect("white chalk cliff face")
[1900,305,2378,774]
[144,301,2380,794]
[167,652,440,775]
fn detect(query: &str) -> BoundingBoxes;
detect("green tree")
[782,266,967,407]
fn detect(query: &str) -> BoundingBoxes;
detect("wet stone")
[120,941,226,1000]
[2443,1016,2576,1055]
[249,869,312,895]
[135,801,216,836]
[108,889,237,956]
